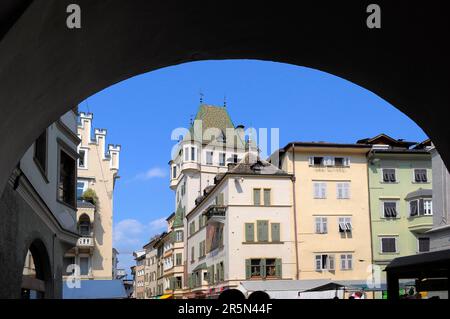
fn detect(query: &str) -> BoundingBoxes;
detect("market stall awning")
[160,294,173,299]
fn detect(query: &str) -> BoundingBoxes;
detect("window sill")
[242,241,284,245]
[380,182,399,184]
[412,181,430,184]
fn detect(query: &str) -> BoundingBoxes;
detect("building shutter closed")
[275,259,282,277]
[245,260,251,279]
[245,223,254,242]
[257,220,269,242]
[271,223,280,242]
[263,189,271,206]
[253,189,261,206]
[410,200,418,216]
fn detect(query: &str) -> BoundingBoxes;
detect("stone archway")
[0,0,449,194]
[21,239,52,299]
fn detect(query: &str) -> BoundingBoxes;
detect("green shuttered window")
[271,223,280,242]
[257,220,269,242]
[245,223,255,242]
[253,189,261,206]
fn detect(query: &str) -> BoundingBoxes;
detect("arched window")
[78,214,91,236]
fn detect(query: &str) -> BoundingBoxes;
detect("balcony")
[205,205,226,223]
[77,236,94,246]
[408,215,433,233]
[181,161,200,172]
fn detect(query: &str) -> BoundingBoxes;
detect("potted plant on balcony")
[81,188,98,206]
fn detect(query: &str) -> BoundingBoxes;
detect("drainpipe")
[291,144,300,280]
[366,149,375,297]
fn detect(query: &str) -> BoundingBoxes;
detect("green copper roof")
[183,104,245,147]
[172,203,185,228]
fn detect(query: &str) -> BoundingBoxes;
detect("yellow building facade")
[277,142,373,282]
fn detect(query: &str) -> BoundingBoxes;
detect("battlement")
[108,144,121,152]
[94,128,107,136]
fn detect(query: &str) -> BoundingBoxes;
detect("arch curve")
[0,0,449,193]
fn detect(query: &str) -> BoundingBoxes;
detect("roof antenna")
[200,91,204,105]
[223,95,227,108]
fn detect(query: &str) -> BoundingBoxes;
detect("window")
[184,148,189,161]
[253,188,261,206]
[246,258,282,279]
[175,230,183,242]
[175,276,182,289]
[335,157,350,167]
[175,253,183,266]
[409,198,432,216]
[315,254,335,271]
[190,246,195,262]
[418,237,430,253]
[79,257,89,276]
[271,223,280,242]
[337,183,350,199]
[78,219,90,236]
[338,217,352,232]
[34,129,47,175]
[383,201,398,218]
[58,150,76,207]
[340,254,353,270]
[219,153,226,166]
[199,241,206,258]
[78,149,87,168]
[172,166,177,178]
[231,154,238,164]
[315,217,328,234]
[414,169,428,183]
[190,147,196,161]
[263,189,271,206]
[215,193,224,205]
[312,156,324,166]
[206,151,213,165]
[189,221,195,236]
[245,223,255,242]
[313,182,327,199]
[380,237,397,253]
[76,181,88,200]
[256,220,269,242]
[382,168,396,183]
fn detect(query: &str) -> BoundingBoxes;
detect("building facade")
[360,134,433,276]
[133,250,146,299]
[64,112,121,280]
[276,142,373,282]
[428,143,450,251]
[0,109,80,298]
[185,153,296,298]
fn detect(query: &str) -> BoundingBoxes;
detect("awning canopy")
[193,262,207,272]
[160,294,173,299]
[240,279,341,293]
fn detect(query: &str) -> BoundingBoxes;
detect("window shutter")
[337,183,343,199]
[271,223,280,242]
[245,260,251,279]
[315,217,321,233]
[344,183,350,199]
[344,157,350,166]
[322,217,328,233]
[419,199,424,215]
[257,220,269,242]
[308,157,314,166]
[245,223,255,242]
[263,189,271,206]
[314,183,320,198]
[315,255,321,271]
[410,200,418,216]
[260,259,267,278]
[328,255,335,270]
[253,189,261,206]
[275,259,282,278]
[321,183,326,198]
[217,193,224,206]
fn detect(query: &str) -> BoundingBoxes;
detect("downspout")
[366,149,375,297]
[291,144,300,280]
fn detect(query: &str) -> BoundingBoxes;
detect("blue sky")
[79,59,428,275]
